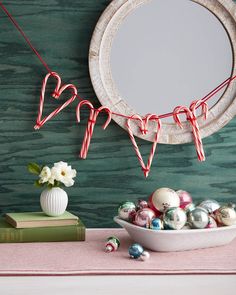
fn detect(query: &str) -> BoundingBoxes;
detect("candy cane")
[126,114,162,178]
[76,100,112,159]
[34,72,77,129]
[173,100,208,161]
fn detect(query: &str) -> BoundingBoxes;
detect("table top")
[0,228,236,276]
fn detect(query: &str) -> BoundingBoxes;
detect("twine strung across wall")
[0,2,236,177]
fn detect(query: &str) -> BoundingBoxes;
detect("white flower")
[52,161,77,187]
[39,166,52,184]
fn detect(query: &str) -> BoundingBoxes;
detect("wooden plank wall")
[0,0,235,227]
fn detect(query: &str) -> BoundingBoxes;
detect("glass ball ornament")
[198,199,220,214]
[137,199,148,210]
[128,243,144,259]
[150,218,163,230]
[140,251,150,261]
[188,207,209,229]
[176,190,192,209]
[206,216,218,229]
[118,201,136,221]
[134,208,156,227]
[105,236,120,252]
[184,203,196,215]
[163,207,187,230]
[149,187,180,213]
[214,204,236,226]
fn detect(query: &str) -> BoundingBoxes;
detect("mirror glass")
[111,0,233,122]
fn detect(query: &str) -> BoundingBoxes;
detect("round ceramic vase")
[40,187,68,217]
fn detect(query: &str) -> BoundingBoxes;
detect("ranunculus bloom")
[52,161,77,187]
[39,166,52,184]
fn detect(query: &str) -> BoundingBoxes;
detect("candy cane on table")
[173,100,208,161]
[34,72,78,129]
[76,100,112,159]
[126,114,162,178]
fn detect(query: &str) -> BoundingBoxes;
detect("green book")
[0,218,85,243]
[5,211,79,228]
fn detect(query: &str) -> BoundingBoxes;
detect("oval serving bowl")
[114,216,236,252]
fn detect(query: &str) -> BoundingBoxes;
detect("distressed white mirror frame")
[89,0,236,144]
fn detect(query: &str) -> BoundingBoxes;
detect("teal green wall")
[0,0,235,228]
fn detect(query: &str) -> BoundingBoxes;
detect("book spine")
[0,225,85,243]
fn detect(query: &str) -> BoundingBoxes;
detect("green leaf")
[54,180,62,188]
[28,163,41,175]
[47,183,53,189]
[34,180,43,188]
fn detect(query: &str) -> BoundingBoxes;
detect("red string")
[0,1,235,121]
[0,2,52,73]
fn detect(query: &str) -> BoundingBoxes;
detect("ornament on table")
[149,187,180,213]
[140,251,150,261]
[198,199,220,214]
[214,203,236,226]
[188,207,209,229]
[176,190,192,209]
[128,243,150,261]
[134,208,156,227]
[118,201,136,221]
[163,207,187,230]
[150,218,163,230]
[206,216,218,229]
[105,236,120,252]
[137,200,148,210]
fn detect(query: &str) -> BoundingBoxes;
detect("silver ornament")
[149,187,180,213]
[118,201,136,221]
[198,199,220,214]
[188,207,209,229]
[163,207,187,230]
[140,251,150,261]
[215,204,236,226]
[184,203,196,215]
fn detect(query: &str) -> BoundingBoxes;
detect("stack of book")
[0,211,85,243]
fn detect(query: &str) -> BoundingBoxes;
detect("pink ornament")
[137,200,148,210]
[176,190,193,209]
[134,208,156,227]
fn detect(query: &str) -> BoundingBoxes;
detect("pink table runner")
[0,229,235,276]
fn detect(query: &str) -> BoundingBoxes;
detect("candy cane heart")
[34,71,78,130]
[190,99,208,120]
[76,100,112,159]
[173,101,208,162]
[126,114,162,178]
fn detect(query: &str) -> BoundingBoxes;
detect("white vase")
[40,187,68,217]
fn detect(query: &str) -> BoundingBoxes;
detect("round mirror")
[89,0,236,143]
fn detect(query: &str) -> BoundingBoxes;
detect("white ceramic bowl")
[114,216,236,252]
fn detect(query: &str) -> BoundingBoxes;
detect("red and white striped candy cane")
[34,72,77,129]
[76,100,112,159]
[173,100,208,161]
[126,114,162,178]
